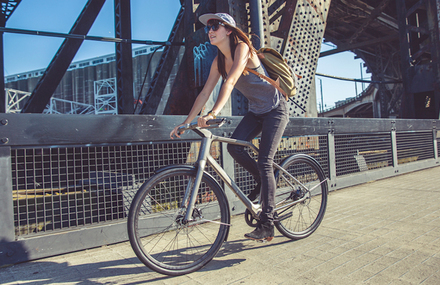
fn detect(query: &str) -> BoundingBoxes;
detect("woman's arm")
[170,56,221,138]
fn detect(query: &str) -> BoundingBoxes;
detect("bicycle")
[127,118,328,276]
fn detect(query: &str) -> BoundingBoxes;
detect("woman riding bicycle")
[170,12,289,242]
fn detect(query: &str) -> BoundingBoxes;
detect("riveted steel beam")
[1,0,21,21]
[114,0,134,114]
[139,7,186,115]
[21,0,105,113]
[0,0,21,113]
[263,0,331,118]
[397,0,440,119]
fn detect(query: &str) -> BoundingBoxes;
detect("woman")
[170,13,289,242]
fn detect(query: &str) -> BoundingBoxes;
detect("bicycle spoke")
[128,167,229,275]
[274,154,328,240]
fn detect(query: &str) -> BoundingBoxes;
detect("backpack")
[245,47,299,99]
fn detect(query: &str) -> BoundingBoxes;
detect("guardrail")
[0,114,438,266]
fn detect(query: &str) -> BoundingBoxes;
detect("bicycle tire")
[127,166,230,276]
[274,154,328,240]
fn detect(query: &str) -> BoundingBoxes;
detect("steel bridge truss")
[140,0,331,118]
[94,78,118,115]
[44,98,95,115]
[397,0,440,119]
[5,88,29,113]
[1,0,439,119]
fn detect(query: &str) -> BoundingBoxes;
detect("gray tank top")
[234,64,282,114]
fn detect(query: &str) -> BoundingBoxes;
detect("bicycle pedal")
[256,237,273,243]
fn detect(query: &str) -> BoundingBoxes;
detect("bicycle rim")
[127,168,229,276]
[274,154,328,240]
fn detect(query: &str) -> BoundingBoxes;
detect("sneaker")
[244,221,274,242]
[247,182,261,202]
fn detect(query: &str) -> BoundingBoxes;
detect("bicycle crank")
[244,208,259,227]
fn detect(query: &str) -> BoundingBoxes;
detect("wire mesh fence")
[335,133,393,176]
[10,130,436,238]
[10,141,226,238]
[1,114,438,263]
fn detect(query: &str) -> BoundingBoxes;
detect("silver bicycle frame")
[183,125,326,223]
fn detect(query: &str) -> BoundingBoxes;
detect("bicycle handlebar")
[177,118,227,134]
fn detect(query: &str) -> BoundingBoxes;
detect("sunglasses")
[204,21,226,34]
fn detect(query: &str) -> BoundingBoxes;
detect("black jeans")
[227,98,289,224]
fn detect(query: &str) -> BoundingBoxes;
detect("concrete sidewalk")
[1,167,440,284]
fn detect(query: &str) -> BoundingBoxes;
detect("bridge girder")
[2,0,440,119]
[21,0,106,114]
[0,0,21,113]
[325,0,440,119]
[145,0,331,118]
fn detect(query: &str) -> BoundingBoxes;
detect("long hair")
[217,24,257,80]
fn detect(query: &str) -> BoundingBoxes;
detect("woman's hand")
[170,123,186,139]
[197,114,214,128]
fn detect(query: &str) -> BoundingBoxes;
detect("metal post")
[0,143,29,265]
[433,123,438,160]
[249,0,264,49]
[114,0,134,114]
[396,0,414,118]
[0,146,15,244]
[355,79,358,97]
[360,62,365,91]
[320,79,324,113]
[0,0,18,114]
[327,123,336,190]
[391,125,399,168]
[0,15,5,113]
[426,0,440,119]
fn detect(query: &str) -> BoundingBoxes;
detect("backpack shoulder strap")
[244,67,288,100]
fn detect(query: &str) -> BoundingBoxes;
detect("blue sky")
[3,0,369,110]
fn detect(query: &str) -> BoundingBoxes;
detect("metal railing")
[0,114,438,265]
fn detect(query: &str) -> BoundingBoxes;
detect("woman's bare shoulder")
[236,41,249,50]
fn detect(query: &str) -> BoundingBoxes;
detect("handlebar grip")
[206,118,226,126]
[176,117,226,135]
[177,123,190,135]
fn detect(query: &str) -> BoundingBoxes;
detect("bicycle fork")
[182,136,213,224]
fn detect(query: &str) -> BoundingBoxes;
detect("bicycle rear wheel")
[274,154,328,240]
[127,167,229,276]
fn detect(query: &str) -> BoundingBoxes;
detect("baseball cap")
[199,13,236,28]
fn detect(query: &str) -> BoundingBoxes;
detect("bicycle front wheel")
[274,154,328,240]
[127,167,230,276]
